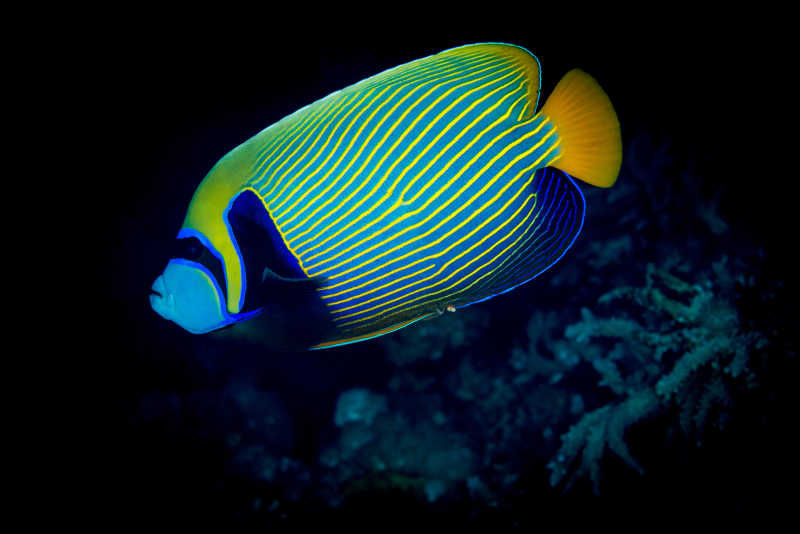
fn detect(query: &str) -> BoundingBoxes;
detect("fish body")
[150,43,622,349]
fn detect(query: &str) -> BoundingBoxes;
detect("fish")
[150,43,622,350]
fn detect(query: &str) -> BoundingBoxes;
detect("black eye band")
[171,237,227,294]
[172,236,203,260]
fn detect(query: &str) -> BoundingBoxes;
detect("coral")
[547,390,659,493]
[334,388,387,427]
[547,259,768,493]
[509,310,579,385]
[320,390,478,505]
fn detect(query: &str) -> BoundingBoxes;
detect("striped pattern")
[239,44,584,340]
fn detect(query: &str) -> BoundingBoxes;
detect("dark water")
[99,23,794,526]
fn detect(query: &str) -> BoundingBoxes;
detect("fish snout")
[150,274,176,320]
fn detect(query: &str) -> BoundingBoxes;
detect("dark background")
[89,14,792,526]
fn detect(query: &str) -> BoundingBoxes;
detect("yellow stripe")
[257,98,340,198]
[517,100,530,121]
[301,67,526,264]
[331,177,536,312]
[467,162,567,293]
[337,188,539,324]
[266,93,360,206]
[400,92,542,207]
[279,53,493,234]
[331,150,542,314]
[308,117,551,279]
[251,97,335,163]
[355,159,560,330]
[332,140,560,325]
[275,85,398,222]
[322,263,436,300]
[390,77,526,203]
[271,88,378,215]
[294,57,513,254]
[287,56,508,248]
[253,50,486,193]
[317,84,528,297]
[305,84,528,275]
[307,98,534,281]
[310,96,526,296]
[354,195,541,333]
[356,141,561,324]
[325,261,438,306]
[355,48,485,92]
[353,48,490,96]
[313,111,542,294]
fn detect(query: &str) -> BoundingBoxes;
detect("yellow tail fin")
[540,69,622,188]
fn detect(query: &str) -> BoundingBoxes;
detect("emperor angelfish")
[150,43,622,350]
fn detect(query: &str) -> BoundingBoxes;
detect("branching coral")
[548,259,767,493]
[320,389,477,505]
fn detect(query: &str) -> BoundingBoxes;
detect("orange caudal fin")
[540,69,622,188]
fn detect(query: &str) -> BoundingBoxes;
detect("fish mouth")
[150,275,167,299]
[149,275,174,320]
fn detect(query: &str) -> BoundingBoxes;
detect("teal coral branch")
[548,389,660,494]
[655,337,729,399]
[548,259,767,493]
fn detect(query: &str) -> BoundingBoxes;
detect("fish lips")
[149,274,176,322]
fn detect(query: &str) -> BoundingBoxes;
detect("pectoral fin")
[214,267,335,351]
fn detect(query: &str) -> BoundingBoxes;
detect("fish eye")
[173,237,204,260]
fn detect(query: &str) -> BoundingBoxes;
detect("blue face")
[150,233,258,334]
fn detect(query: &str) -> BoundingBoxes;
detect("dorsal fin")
[352,43,542,120]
